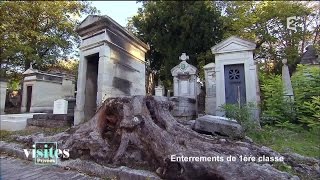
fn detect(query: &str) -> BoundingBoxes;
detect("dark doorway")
[26,86,32,112]
[84,53,99,121]
[224,64,246,105]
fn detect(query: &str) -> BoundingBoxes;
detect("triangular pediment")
[23,68,38,75]
[171,61,198,76]
[76,15,103,32]
[211,36,256,54]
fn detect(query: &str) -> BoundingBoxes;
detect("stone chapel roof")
[301,45,319,65]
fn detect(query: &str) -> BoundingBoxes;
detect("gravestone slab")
[155,86,164,96]
[53,99,68,114]
[194,115,244,139]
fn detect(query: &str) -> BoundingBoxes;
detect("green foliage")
[218,1,318,74]
[248,125,320,158]
[291,65,320,128]
[300,96,320,128]
[0,1,98,73]
[259,73,295,125]
[131,1,223,88]
[220,103,259,132]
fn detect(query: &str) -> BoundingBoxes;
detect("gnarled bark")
[17,96,319,180]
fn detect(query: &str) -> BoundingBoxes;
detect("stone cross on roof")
[179,53,189,61]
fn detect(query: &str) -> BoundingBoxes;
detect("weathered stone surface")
[32,113,73,121]
[194,115,245,138]
[169,96,196,121]
[27,114,73,128]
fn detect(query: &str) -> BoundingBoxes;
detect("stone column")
[204,63,216,115]
[173,77,178,96]
[74,51,87,125]
[215,64,224,116]
[97,44,113,104]
[0,80,7,114]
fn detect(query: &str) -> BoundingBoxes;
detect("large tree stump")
[18,96,319,180]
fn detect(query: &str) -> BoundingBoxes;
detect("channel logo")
[23,142,70,165]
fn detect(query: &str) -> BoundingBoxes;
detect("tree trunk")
[19,96,319,180]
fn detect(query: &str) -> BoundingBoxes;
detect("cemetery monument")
[170,53,198,120]
[21,64,75,113]
[74,15,149,124]
[209,36,260,117]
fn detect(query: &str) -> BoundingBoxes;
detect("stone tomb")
[170,53,198,121]
[21,65,75,113]
[208,36,260,117]
[171,53,198,99]
[74,15,149,124]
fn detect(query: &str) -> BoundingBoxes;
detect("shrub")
[220,103,259,132]
[299,96,320,128]
[259,73,295,125]
[291,65,320,128]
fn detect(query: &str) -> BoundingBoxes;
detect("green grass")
[0,127,69,142]
[247,126,320,158]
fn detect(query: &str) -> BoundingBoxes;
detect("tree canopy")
[130,1,319,87]
[218,1,319,74]
[0,1,98,76]
[130,1,223,88]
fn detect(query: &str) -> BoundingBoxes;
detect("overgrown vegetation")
[221,66,320,158]
[220,103,260,132]
[248,126,320,158]
[0,127,68,142]
[259,73,296,126]
[291,65,320,128]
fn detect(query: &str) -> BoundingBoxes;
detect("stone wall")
[27,114,73,128]
[169,96,196,121]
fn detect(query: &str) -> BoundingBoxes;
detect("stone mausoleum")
[205,36,260,117]
[74,15,149,124]
[21,65,75,113]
